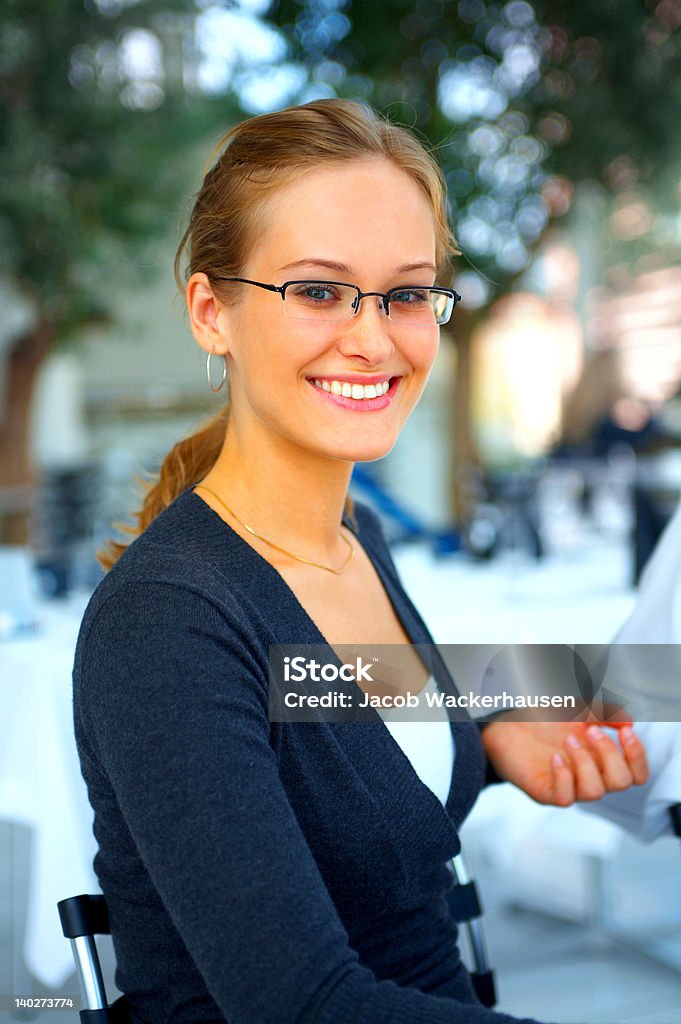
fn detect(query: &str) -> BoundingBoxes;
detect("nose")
[336,294,395,363]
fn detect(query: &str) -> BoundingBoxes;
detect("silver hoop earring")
[206,350,227,392]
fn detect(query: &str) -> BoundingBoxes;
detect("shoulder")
[73,549,272,744]
[76,490,265,666]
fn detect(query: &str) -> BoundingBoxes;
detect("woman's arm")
[76,580,550,1024]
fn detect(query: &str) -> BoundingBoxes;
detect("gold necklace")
[194,483,355,575]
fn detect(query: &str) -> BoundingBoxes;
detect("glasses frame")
[210,276,462,326]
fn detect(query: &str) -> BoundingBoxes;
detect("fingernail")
[620,726,636,744]
[566,734,581,750]
[587,725,605,742]
[552,753,566,769]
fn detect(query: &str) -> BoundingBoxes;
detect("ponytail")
[96,405,229,571]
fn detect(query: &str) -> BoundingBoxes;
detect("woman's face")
[216,157,442,465]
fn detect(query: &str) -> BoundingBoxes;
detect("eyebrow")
[277,258,437,276]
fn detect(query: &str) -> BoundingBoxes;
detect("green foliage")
[534,1,681,180]
[3,0,680,340]
[530,0,681,272]
[0,0,241,343]
[266,0,681,292]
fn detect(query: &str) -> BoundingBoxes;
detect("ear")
[186,272,232,356]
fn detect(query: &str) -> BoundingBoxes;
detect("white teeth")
[311,378,392,400]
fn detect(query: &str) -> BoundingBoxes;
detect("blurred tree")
[266,0,681,287]
[0,0,242,541]
[4,0,680,537]
[264,0,681,515]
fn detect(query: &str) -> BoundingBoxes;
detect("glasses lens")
[283,282,358,321]
[388,288,454,326]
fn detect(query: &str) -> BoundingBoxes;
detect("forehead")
[250,158,437,277]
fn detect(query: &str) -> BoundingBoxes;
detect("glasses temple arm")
[211,277,283,295]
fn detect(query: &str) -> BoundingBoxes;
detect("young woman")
[73,98,648,1024]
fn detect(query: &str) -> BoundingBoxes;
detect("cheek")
[243,312,331,373]
[230,333,311,421]
[409,332,440,374]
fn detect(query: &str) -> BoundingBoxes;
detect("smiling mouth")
[306,376,401,401]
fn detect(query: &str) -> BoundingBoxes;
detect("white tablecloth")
[0,592,99,988]
[393,532,638,644]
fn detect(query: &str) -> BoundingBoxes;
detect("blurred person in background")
[559,265,681,578]
[562,266,681,454]
[72,99,649,1024]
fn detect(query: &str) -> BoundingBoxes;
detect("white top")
[378,674,456,806]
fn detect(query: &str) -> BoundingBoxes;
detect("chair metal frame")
[448,850,497,1007]
[57,894,130,1023]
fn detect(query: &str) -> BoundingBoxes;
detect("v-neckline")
[186,487,463,823]
[188,485,437,680]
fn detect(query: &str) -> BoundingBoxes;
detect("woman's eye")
[392,289,428,305]
[296,284,338,302]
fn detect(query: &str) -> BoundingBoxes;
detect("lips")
[307,374,399,386]
[305,375,401,412]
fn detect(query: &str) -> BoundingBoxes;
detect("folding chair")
[58,853,497,1020]
[448,850,497,1008]
[57,894,131,1023]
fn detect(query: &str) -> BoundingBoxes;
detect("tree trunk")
[0,316,54,544]
[449,309,481,526]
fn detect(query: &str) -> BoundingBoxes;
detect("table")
[0,591,99,989]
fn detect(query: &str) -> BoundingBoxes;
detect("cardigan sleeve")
[477,722,507,787]
[75,580,548,1024]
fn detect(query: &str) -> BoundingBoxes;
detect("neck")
[198,421,355,563]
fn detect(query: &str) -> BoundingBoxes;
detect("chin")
[324,438,398,463]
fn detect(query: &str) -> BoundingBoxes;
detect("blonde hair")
[98,98,458,570]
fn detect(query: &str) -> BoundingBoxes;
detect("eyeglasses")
[210,276,462,326]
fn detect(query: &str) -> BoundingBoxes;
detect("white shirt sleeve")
[579,500,681,841]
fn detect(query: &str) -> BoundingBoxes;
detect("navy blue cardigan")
[73,490,547,1024]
